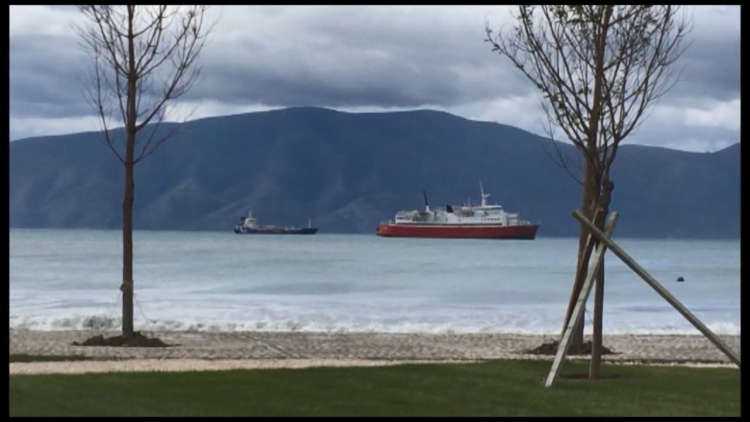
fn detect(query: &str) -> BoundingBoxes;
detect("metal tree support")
[544,211,619,388]
[570,209,740,369]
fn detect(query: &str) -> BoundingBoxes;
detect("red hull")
[376,223,540,239]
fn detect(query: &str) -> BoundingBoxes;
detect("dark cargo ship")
[234,210,318,235]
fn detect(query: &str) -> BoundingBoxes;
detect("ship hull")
[234,227,318,235]
[376,223,539,240]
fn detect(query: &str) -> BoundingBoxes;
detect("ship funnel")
[422,189,430,213]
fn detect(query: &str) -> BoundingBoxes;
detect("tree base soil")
[72,331,171,348]
[525,340,616,356]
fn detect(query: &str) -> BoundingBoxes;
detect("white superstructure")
[391,181,535,227]
[236,209,260,231]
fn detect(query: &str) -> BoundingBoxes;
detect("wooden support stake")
[572,209,741,369]
[560,208,600,337]
[545,212,619,388]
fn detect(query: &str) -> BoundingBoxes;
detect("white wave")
[8,314,741,336]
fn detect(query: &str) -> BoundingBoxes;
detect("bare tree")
[486,5,691,378]
[75,5,215,338]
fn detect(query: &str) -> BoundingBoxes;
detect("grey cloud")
[10,34,91,118]
[9,5,741,146]
[184,10,530,108]
[669,36,741,102]
[192,48,524,109]
[181,6,740,111]
[45,5,77,11]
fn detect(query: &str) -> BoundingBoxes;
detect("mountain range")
[9,107,741,239]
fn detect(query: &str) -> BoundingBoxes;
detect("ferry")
[376,182,540,239]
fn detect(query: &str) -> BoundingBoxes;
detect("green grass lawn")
[9,359,740,416]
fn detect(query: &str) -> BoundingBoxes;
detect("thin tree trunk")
[563,159,598,350]
[589,180,614,379]
[570,253,588,349]
[571,7,612,351]
[77,6,211,340]
[121,5,137,339]
[122,158,135,338]
[589,257,605,378]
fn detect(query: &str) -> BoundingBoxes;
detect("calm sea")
[9,229,741,335]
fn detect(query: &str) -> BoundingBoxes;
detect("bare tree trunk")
[564,159,598,349]
[589,180,613,379]
[76,6,213,340]
[121,6,137,339]
[121,157,135,338]
[571,7,611,352]
[570,242,588,349]
[589,258,604,378]
[574,7,611,352]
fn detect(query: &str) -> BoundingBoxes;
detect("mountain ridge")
[9,107,740,239]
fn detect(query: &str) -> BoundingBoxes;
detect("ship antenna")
[422,189,430,213]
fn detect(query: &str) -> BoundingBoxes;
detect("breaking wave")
[8,314,741,336]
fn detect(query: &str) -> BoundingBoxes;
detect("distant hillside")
[9,107,740,239]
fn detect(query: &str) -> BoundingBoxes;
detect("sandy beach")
[9,330,740,374]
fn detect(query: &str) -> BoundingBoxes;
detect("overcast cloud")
[9,5,740,152]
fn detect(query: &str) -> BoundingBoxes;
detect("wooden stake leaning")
[571,210,741,369]
[560,208,601,338]
[544,211,620,388]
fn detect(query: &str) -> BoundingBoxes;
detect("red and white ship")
[376,182,540,240]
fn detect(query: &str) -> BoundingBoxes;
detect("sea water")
[9,229,741,335]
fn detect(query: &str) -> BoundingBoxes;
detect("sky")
[9,5,741,152]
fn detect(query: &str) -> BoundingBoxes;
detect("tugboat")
[376,181,540,239]
[234,209,318,235]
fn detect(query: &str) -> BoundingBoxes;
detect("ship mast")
[422,190,430,213]
[479,180,490,207]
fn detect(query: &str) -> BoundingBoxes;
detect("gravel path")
[9,330,741,374]
[9,358,473,375]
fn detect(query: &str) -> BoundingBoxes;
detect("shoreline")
[10,330,741,374]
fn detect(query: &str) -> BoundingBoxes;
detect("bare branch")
[539,118,584,186]
[92,54,125,164]
[75,5,216,163]
[132,101,198,164]
[535,96,589,183]
[486,5,692,191]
